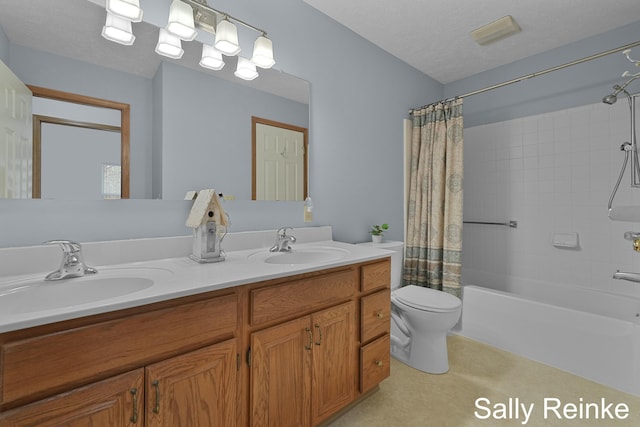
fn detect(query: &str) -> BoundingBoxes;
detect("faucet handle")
[44,239,81,253]
[277,227,293,237]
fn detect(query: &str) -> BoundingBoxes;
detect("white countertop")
[0,238,392,333]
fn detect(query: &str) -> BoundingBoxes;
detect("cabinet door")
[0,369,144,427]
[251,316,312,427]
[145,339,237,427]
[311,302,357,424]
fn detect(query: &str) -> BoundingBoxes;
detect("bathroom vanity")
[0,229,391,426]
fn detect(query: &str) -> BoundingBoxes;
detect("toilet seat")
[393,285,461,313]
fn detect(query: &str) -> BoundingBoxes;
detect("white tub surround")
[0,226,392,333]
[456,275,640,396]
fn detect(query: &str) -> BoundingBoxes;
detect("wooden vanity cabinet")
[250,301,356,427]
[0,340,238,427]
[248,267,360,426]
[0,257,391,427]
[358,263,392,394]
[0,292,240,427]
[248,260,390,426]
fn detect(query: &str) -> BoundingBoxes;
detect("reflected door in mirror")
[252,117,308,201]
[0,59,32,199]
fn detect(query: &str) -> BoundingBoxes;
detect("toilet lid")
[393,285,461,312]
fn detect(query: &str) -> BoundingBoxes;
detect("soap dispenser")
[304,196,313,222]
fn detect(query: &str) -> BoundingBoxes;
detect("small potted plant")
[370,223,388,244]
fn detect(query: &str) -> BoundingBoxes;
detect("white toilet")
[362,241,462,374]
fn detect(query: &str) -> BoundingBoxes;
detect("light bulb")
[166,0,197,41]
[251,36,275,69]
[215,18,241,56]
[200,45,225,71]
[102,13,135,46]
[234,57,259,80]
[155,28,184,59]
[106,0,143,22]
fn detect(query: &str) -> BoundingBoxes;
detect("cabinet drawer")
[251,268,357,326]
[360,289,390,343]
[360,334,390,393]
[361,260,390,292]
[0,294,237,406]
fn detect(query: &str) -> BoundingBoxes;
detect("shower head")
[603,82,634,105]
[602,93,618,104]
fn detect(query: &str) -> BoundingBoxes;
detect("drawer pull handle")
[152,380,161,414]
[305,327,313,350]
[376,311,384,319]
[375,360,384,367]
[314,324,323,346]
[130,388,139,423]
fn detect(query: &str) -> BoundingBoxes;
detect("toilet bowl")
[358,240,462,374]
[390,285,461,374]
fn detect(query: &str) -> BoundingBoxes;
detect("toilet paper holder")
[623,231,640,252]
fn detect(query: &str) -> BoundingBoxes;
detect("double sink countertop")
[0,229,392,333]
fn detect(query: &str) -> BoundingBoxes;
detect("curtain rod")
[410,39,640,113]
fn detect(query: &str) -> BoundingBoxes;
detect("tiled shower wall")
[462,98,640,298]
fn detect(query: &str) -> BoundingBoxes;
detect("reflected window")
[102,163,121,199]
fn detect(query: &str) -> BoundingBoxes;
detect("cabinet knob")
[376,311,384,319]
[375,360,384,367]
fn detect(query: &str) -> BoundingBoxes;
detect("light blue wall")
[445,21,640,127]
[151,64,164,199]
[0,0,439,247]
[0,24,8,63]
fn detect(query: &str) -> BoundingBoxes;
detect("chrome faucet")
[270,227,296,252]
[613,270,640,283]
[44,240,97,281]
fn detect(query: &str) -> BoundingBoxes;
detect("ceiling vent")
[471,15,521,46]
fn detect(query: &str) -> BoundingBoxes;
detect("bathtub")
[454,276,640,396]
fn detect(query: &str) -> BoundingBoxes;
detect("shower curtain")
[403,99,464,297]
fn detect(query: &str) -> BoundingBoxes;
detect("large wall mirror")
[0,0,310,201]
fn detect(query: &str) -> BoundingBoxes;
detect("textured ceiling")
[303,0,640,84]
[2,0,639,88]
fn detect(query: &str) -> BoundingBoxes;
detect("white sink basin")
[249,247,350,265]
[0,267,172,314]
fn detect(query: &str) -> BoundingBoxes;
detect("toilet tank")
[357,241,404,290]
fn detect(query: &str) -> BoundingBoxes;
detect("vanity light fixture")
[234,57,259,80]
[155,28,184,59]
[101,0,275,79]
[106,0,143,22]
[102,13,136,46]
[166,0,197,41]
[200,44,225,70]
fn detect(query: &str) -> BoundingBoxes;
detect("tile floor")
[329,335,640,427]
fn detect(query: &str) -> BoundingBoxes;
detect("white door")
[255,122,305,201]
[0,59,32,199]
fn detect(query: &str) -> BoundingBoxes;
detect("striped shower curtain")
[403,99,464,297]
